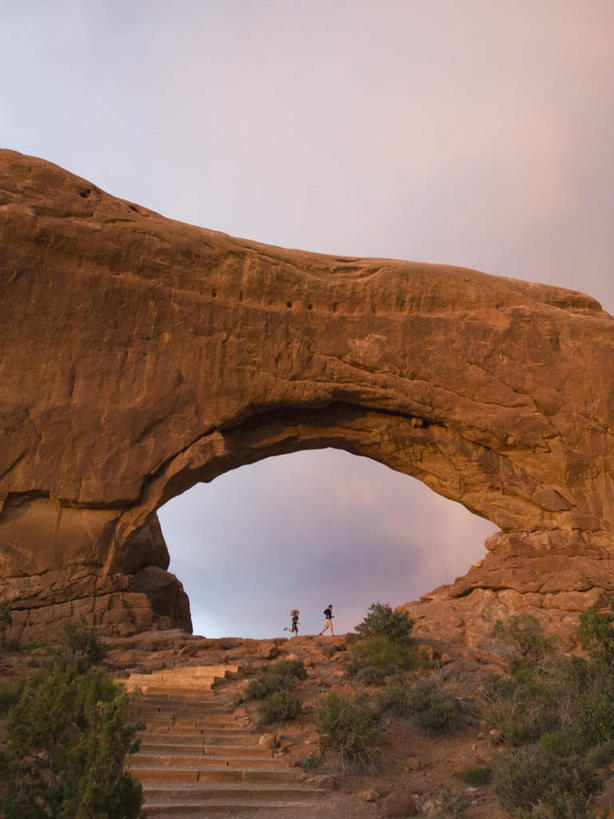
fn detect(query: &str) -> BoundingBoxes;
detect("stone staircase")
[120,665,327,816]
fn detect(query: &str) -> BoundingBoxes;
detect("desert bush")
[354,602,415,644]
[494,743,599,817]
[492,614,558,672]
[488,614,614,815]
[577,598,614,667]
[482,669,562,745]
[484,650,614,750]
[316,691,379,767]
[344,634,428,678]
[354,664,388,686]
[245,659,306,701]
[0,681,22,717]
[258,689,302,724]
[459,767,492,787]
[377,673,413,716]
[1,665,143,818]
[55,618,108,672]
[404,674,462,735]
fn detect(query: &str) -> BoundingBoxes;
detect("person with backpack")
[319,604,334,636]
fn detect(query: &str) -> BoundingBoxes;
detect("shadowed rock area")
[2,149,614,645]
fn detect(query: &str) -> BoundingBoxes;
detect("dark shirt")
[323,608,333,619]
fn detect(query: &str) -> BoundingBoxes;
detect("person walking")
[319,604,334,636]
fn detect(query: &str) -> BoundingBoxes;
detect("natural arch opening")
[158,448,498,638]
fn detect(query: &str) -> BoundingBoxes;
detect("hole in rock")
[158,449,497,639]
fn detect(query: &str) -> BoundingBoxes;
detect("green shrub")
[492,614,558,671]
[459,767,492,787]
[494,743,599,816]
[258,689,302,724]
[272,659,307,680]
[1,666,143,818]
[377,673,413,716]
[245,659,306,701]
[344,634,428,678]
[482,669,561,745]
[487,614,614,815]
[483,652,614,748]
[0,681,22,717]
[577,599,614,666]
[354,602,414,645]
[354,664,388,686]
[405,674,462,735]
[56,619,108,672]
[316,691,379,767]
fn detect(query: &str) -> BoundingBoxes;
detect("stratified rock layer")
[1,149,614,643]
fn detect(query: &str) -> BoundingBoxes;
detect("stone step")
[128,766,305,785]
[140,730,257,744]
[139,700,233,713]
[142,717,246,731]
[127,664,238,679]
[134,752,279,768]
[126,685,218,698]
[143,800,321,816]
[139,727,258,745]
[138,740,259,752]
[142,783,326,801]
[141,716,242,728]
[140,703,238,716]
[137,742,273,761]
[122,665,239,691]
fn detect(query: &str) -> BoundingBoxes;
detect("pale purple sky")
[2,1,613,636]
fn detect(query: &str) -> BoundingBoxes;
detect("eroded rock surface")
[1,149,614,642]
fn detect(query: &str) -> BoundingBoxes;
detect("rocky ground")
[2,629,614,818]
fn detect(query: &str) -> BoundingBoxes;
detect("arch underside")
[4,399,614,647]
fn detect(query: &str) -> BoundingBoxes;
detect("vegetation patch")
[487,605,614,816]
[0,665,143,818]
[258,688,302,724]
[459,766,492,787]
[246,659,306,724]
[344,603,429,681]
[316,691,380,768]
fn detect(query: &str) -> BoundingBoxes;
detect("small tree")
[1,666,143,818]
[56,618,108,672]
[354,602,415,645]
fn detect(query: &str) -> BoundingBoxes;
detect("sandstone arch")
[2,149,614,645]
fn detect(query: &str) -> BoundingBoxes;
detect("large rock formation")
[1,149,614,643]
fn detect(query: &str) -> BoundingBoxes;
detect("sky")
[2,1,613,637]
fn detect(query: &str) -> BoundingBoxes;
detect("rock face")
[1,149,614,643]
